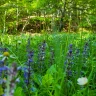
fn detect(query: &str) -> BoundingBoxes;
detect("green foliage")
[14,87,24,96]
[0,0,96,33]
[42,74,53,87]
[0,32,96,95]
[33,74,42,86]
[0,85,4,95]
[46,64,57,75]
[89,15,96,24]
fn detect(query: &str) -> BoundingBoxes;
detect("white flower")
[0,52,16,61]
[77,77,88,85]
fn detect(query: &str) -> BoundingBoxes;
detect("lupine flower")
[77,77,88,85]
[26,50,34,86]
[0,66,9,71]
[37,40,47,72]
[81,42,90,71]
[23,38,34,90]
[20,37,34,96]
[0,65,9,78]
[38,40,46,61]
[68,44,73,57]
[83,42,89,57]
[23,67,29,84]
[64,44,74,77]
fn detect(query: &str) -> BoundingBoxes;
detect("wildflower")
[69,50,72,55]
[0,52,16,61]
[3,52,10,57]
[64,44,74,77]
[22,67,29,84]
[0,66,9,71]
[83,42,89,56]
[38,41,46,61]
[77,77,88,85]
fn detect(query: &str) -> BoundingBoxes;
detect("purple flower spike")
[69,50,72,54]
[0,66,9,71]
[28,59,33,63]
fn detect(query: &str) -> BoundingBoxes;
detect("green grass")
[0,32,96,96]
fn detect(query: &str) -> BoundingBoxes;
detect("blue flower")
[0,66,9,71]
[69,50,72,54]
[0,66,9,76]
[28,59,33,63]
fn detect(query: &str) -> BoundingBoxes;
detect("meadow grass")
[0,32,96,96]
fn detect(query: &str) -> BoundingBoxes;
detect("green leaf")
[0,85,4,95]
[42,74,53,87]
[33,74,42,86]
[14,87,23,96]
[46,64,57,75]
[55,84,61,90]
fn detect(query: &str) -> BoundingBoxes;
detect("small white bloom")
[1,55,16,61]
[77,77,88,85]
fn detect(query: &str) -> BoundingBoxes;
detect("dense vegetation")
[0,0,96,96]
[0,33,95,96]
[0,0,96,34]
